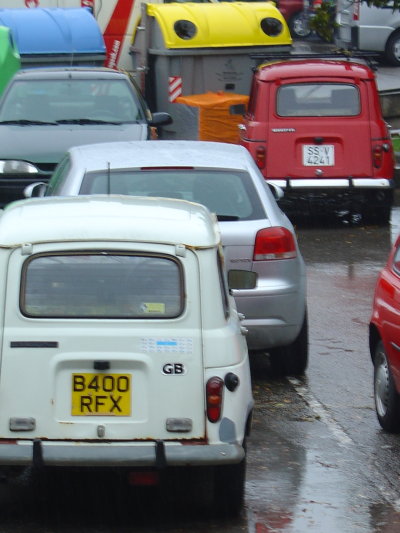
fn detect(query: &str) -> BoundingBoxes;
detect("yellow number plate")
[71,373,131,416]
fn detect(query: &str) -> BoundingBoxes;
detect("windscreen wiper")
[0,119,58,125]
[55,118,122,125]
[216,215,240,221]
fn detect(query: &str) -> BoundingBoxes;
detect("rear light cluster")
[353,0,360,20]
[373,145,384,169]
[254,227,297,261]
[372,143,391,169]
[206,376,224,423]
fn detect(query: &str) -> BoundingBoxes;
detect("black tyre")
[213,454,246,516]
[289,12,312,39]
[374,340,400,432]
[362,190,393,226]
[269,310,309,376]
[385,31,400,66]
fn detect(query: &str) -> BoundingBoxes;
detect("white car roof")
[67,140,255,172]
[0,196,220,248]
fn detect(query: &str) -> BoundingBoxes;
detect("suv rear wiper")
[0,119,58,125]
[216,215,240,221]
[55,118,122,125]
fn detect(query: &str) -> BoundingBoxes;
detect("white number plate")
[303,145,334,166]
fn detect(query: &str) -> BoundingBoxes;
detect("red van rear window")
[277,84,360,117]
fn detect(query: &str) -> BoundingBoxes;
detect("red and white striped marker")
[168,76,183,103]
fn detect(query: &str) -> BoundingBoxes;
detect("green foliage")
[309,1,338,43]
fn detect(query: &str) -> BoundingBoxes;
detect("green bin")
[0,26,20,96]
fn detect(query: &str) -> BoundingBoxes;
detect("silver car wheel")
[374,345,390,419]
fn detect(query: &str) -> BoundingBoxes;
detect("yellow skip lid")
[146,2,292,49]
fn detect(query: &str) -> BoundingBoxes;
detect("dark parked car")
[0,67,172,207]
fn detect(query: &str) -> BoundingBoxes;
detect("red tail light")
[254,227,297,261]
[255,146,266,169]
[353,0,360,20]
[128,471,160,486]
[373,145,383,168]
[206,376,224,423]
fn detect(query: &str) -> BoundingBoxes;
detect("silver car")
[25,140,308,375]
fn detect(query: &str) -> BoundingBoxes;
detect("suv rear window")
[277,84,360,117]
[21,252,183,319]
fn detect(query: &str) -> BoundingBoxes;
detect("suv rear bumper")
[267,178,393,189]
[0,440,245,468]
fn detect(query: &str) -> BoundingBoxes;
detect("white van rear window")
[277,84,360,117]
[21,252,183,319]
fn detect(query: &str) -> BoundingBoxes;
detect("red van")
[238,58,395,225]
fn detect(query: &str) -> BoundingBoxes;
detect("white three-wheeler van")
[0,195,253,512]
[335,0,400,66]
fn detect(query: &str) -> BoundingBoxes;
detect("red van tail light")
[373,145,383,168]
[254,227,297,260]
[206,376,224,423]
[255,146,266,169]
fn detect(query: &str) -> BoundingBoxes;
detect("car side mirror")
[149,112,173,127]
[229,104,246,115]
[24,182,47,198]
[266,182,284,200]
[228,270,257,290]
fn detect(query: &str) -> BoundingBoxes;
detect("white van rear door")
[0,244,205,442]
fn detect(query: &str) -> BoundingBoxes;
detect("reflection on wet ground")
[248,354,400,533]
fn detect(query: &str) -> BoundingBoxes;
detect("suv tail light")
[206,377,224,423]
[254,227,297,260]
[255,146,266,169]
[373,145,383,168]
[353,0,360,20]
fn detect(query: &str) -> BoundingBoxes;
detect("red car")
[238,58,395,224]
[370,235,400,432]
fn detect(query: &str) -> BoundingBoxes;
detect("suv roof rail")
[250,50,380,70]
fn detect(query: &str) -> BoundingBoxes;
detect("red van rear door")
[266,81,373,180]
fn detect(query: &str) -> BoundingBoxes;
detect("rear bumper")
[269,178,394,219]
[267,178,393,189]
[0,440,245,468]
[234,289,306,351]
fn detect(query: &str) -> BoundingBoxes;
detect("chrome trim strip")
[267,178,392,189]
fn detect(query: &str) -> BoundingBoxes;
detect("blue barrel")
[0,7,106,66]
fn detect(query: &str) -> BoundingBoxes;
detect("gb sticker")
[162,363,186,375]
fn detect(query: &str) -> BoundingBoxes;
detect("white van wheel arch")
[385,31,400,66]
